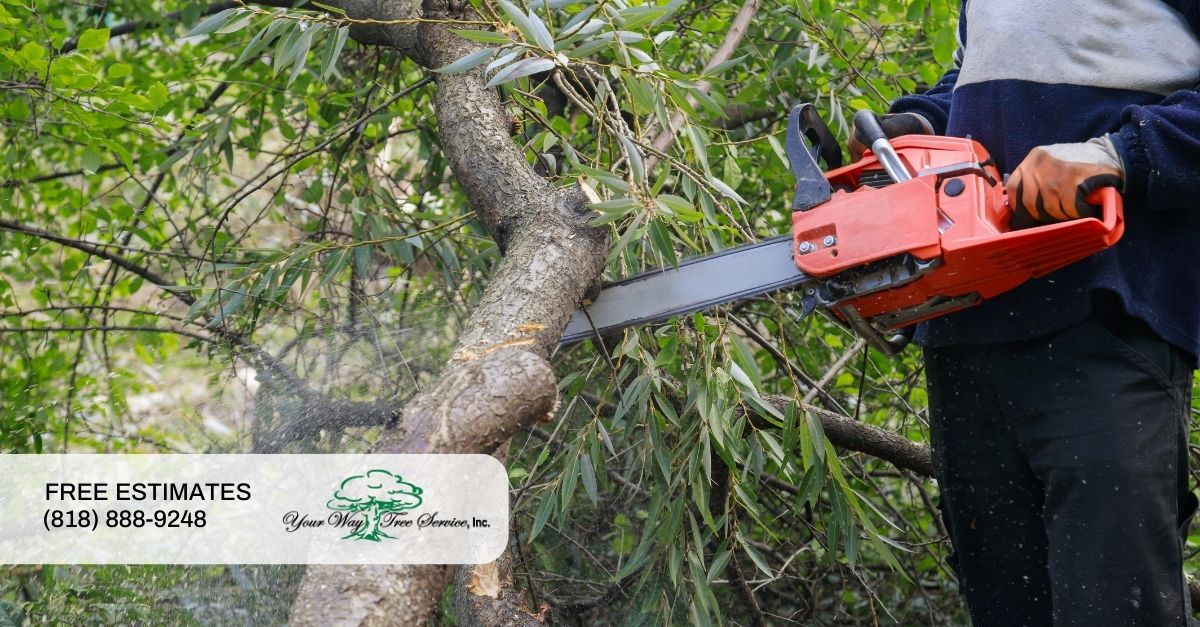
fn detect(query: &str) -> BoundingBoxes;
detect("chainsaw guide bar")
[559,236,807,346]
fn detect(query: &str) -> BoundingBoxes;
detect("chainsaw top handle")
[852,110,913,184]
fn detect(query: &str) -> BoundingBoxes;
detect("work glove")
[848,112,934,161]
[1007,135,1124,230]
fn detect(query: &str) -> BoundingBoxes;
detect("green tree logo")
[327,469,423,542]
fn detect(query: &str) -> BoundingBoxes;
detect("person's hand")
[1007,136,1124,230]
[848,112,934,161]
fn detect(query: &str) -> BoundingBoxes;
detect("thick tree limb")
[336,0,423,62]
[288,348,557,625]
[288,11,608,624]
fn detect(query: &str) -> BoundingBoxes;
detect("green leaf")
[757,431,786,464]
[184,9,238,38]
[619,134,645,184]
[216,13,255,34]
[728,362,757,395]
[685,124,710,173]
[567,37,612,58]
[80,150,102,174]
[143,82,169,110]
[206,289,246,328]
[182,292,214,324]
[107,62,132,79]
[19,41,45,63]
[236,18,290,68]
[706,549,731,583]
[106,140,135,172]
[562,4,599,32]
[523,8,556,51]
[706,174,746,205]
[485,57,555,87]
[579,454,599,505]
[485,49,520,76]
[76,27,110,51]
[311,1,347,15]
[576,164,630,193]
[322,26,349,78]
[273,22,302,74]
[729,334,760,388]
[703,54,747,77]
[655,194,703,222]
[528,492,555,542]
[648,219,678,268]
[287,26,315,86]
[588,198,638,225]
[451,29,513,45]
[434,47,496,74]
[497,1,550,50]
[766,134,788,168]
[737,534,773,577]
[620,6,669,30]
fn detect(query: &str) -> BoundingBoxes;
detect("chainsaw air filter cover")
[791,135,1124,331]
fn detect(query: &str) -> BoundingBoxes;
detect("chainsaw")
[560,105,1125,354]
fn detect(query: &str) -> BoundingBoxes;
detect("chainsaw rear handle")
[852,110,913,184]
[1084,186,1122,235]
[1007,185,1122,239]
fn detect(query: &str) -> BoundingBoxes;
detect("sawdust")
[466,560,501,598]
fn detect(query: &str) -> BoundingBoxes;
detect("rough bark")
[288,349,557,625]
[378,347,559,455]
[336,0,423,62]
[290,564,451,626]
[288,8,608,625]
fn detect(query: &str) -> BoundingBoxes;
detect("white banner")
[0,454,509,565]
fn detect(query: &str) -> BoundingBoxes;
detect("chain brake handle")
[786,104,842,211]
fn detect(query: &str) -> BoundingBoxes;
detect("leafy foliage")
[5,0,1189,624]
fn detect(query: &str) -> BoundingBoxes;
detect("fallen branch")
[764,395,934,478]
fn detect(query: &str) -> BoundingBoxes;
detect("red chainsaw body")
[791,135,1125,329]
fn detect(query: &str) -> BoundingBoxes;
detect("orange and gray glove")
[848,112,935,161]
[1007,136,1124,230]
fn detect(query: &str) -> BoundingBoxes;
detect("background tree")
[2,0,1196,625]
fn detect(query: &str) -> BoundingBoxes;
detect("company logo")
[325,469,423,542]
[280,465,492,544]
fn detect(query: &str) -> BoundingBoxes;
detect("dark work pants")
[924,302,1197,626]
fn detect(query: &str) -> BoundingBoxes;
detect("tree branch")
[763,395,934,478]
[0,218,191,304]
[645,0,763,172]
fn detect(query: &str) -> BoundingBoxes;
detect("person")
[849,2,1200,625]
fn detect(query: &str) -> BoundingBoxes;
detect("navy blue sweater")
[889,0,1200,362]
